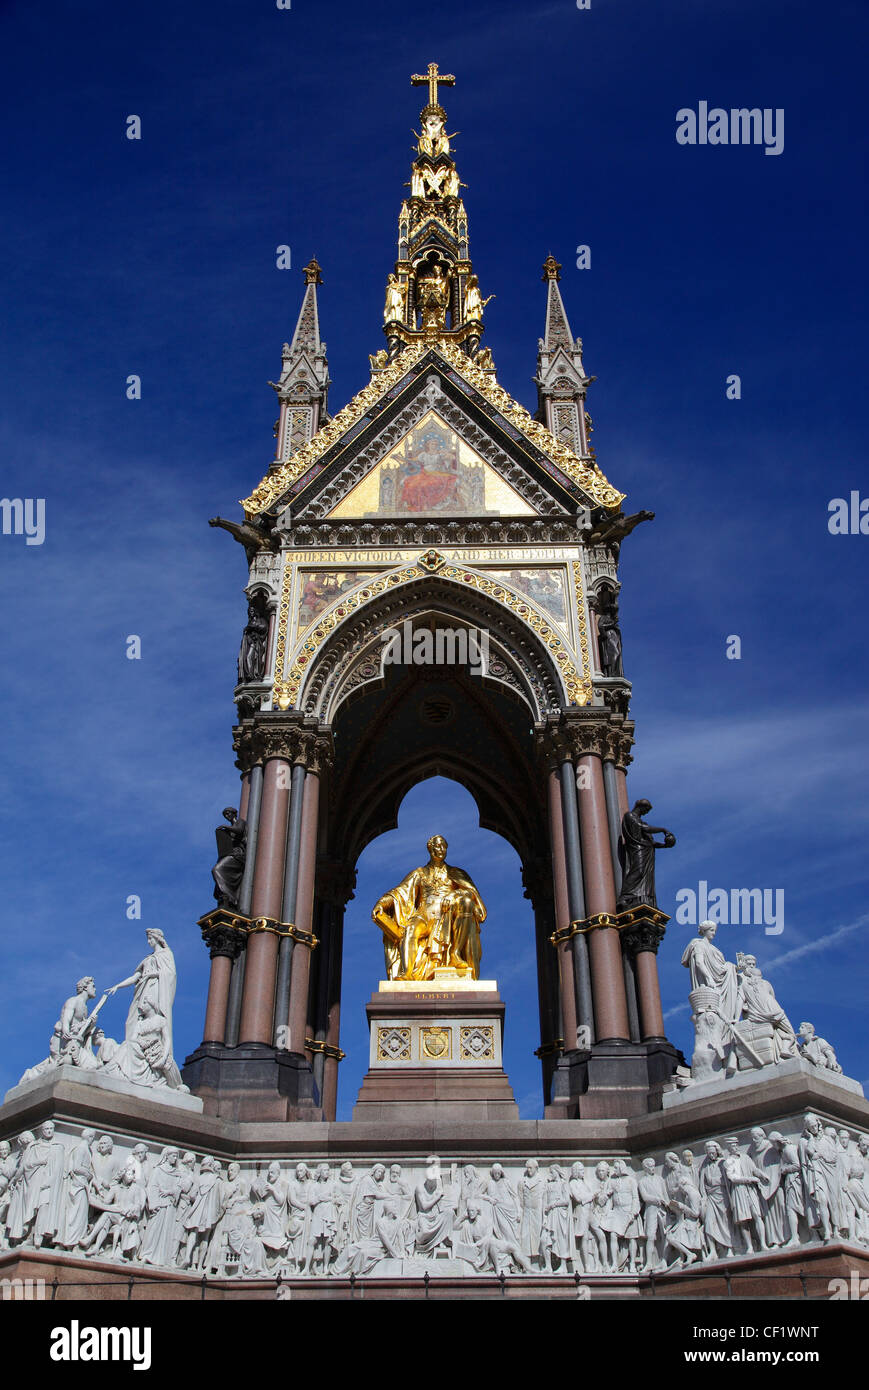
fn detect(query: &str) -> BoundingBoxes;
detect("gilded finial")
[303,257,323,286]
[411,61,456,115]
[542,255,562,283]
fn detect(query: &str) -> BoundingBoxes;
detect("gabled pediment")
[242,340,623,518]
[325,408,536,518]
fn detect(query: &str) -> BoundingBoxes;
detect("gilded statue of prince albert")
[372,835,486,981]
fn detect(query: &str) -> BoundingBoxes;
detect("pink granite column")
[548,768,577,1050]
[238,757,291,1044]
[635,949,667,1041]
[287,770,320,1054]
[577,752,630,1043]
[202,952,233,1044]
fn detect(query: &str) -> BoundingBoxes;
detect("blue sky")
[1,0,867,1119]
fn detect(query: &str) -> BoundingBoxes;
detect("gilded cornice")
[241,339,624,518]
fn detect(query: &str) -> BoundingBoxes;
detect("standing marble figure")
[105,929,186,1090]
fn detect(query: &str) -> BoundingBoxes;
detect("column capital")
[621,908,669,956]
[198,909,249,958]
[233,714,335,773]
[537,711,633,766]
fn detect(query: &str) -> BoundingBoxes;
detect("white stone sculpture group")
[682,922,843,1082]
[16,931,187,1094]
[1,1115,868,1278]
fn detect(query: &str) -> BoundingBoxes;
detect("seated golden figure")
[372,834,486,981]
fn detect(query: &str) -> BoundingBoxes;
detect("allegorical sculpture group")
[2,1120,868,1278]
[15,931,187,1094]
[682,921,843,1082]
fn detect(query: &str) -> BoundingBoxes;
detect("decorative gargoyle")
[585,509,655,551]
[208,515,279,565]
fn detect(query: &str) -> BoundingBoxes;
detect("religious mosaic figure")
[211,807,247,910]
[616,799,675,912]
[298,572,365,630]
[372,834,486,981]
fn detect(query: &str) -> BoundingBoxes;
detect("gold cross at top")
[411,62,456,108]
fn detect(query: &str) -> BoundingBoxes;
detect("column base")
[545,1039,684,1120]
[182,1042,322,1122]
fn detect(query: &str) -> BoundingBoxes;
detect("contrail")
[764,913,869,971]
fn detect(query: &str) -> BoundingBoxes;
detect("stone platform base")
[2,1067,868,1300]
[4,1242,866,1301]
[354,980,519,1120]
[663,1055,865,1109]
[4,1065,204,1113]
[353,1067,519,1122]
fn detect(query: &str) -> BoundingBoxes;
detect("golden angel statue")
[372,835,486,981]
[463,274,494,322]
[383,274,407,324]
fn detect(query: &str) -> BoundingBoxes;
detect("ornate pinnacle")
[303,257,323,286]
[542,254,562,282]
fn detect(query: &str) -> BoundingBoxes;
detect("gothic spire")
[269,259,330,469]
[534,256,593,457]
[376,64,494,371]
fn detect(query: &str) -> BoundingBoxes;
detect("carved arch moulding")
[274,563,592,720]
